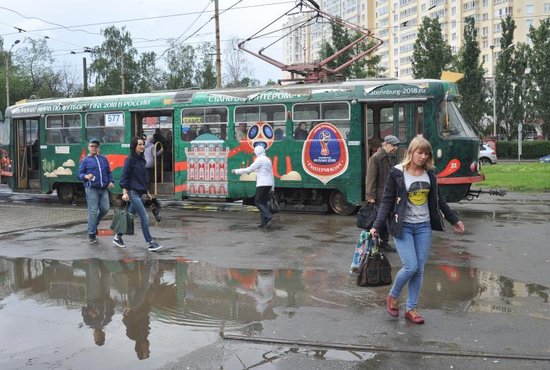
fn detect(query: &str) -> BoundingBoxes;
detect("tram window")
[380,107,394,138]
[46,114,82,144]
[396,105,406,143]
[181,107,228,141]
[85,112,125,144]
[415,105,424,136]
[438,101,476,138]
[366,108,374,140]
[234,105,286,141]
[293,102,350,140]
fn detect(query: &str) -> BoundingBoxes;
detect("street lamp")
[5,39,20,108]
[490,43,514,139]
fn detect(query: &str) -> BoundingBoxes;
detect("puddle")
[0,256,548,367]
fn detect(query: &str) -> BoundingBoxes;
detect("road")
[0,185,549,369]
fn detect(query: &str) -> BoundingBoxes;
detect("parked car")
[539,154,550,163]
[479,144,497,165]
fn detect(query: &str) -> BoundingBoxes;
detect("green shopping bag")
[110,204,134,235]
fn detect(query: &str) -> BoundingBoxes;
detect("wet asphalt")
[0,185,549,369]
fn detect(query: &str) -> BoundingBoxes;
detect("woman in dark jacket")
[114,137,163,251]
[370,137,464,324]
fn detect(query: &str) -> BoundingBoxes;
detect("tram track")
[222,334,550,362]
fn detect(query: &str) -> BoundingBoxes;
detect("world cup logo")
[319,130,331,156]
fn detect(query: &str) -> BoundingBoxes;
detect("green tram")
[0,79,484,214]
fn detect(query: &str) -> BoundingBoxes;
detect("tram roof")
[7,78,457,116]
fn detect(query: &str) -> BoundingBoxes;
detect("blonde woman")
[370,137,465,324]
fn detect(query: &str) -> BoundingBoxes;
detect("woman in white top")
[232,145,276,229]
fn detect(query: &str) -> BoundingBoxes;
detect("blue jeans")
[118,190,152,243]
[85,187,110,237]
[390,221,432,311]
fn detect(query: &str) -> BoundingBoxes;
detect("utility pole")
[121,55,125,94]
[5,40,20,108]
[82,57,88,97]
[214,0,222,89]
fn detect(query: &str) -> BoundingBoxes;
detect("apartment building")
[283,0,549,79]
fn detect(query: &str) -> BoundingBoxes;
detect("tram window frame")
[181,106,228,142]
[292,101,350,140]
[234,104,286,141]
[85,112,125,144]
[45,114,82,144]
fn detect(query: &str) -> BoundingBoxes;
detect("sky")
[0,0,298,85]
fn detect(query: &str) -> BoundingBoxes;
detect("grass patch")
[480,162,550,192]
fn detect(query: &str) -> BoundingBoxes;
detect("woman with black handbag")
[370,137,464,324]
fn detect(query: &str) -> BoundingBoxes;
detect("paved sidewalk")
[0,204,87,235]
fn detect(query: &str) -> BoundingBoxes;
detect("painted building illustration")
[185,133,229,197]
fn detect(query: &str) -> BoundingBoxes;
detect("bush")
[496,141,550,159]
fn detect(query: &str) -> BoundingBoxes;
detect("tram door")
[14,117,39,189]
[131,110,174,196]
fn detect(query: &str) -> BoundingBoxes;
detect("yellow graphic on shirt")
[408,181,430,206]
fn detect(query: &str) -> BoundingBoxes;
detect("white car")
[479,144,497,165]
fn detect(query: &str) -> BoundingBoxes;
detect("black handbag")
[356,236,392,287]
[268,191,280,214]
[356,203,377,229]
[110,203,134,235]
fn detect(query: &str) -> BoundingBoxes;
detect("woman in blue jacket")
[370,137,464,324]
[114,137,163,252]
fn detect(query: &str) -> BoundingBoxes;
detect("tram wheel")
[56,183,75,203]
[328,190,357,215]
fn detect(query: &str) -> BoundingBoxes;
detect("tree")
[528,18,550,139]
[13,37,62,99]
[456,17,488,134]
[412,17,452,79]
[136,51,163,92]
[224,37,257,87]
[508,43,533,139]
[164,41,196,90]
[495,16,516,140]
[195,43,217,89]
[88,26,140,95]
[318,21,383,79]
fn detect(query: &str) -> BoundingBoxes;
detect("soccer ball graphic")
[246,121,274,150]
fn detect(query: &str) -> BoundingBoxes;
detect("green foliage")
[164,42,197,89]
[495,16,516,140]
[88,26,141,95]
[481,162,550,192]
[412,17,452,79]
[495,141,550,159]
[528,18,550,139]
[456,17,488,134]
[318,21,383,79]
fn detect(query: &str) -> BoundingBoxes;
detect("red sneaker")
[405,309,425,324]
[386,294,399,317]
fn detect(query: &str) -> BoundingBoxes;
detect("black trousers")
[255,186,273,226]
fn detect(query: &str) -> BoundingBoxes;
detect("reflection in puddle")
[0,256,548,367]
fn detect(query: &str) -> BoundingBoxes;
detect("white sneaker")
[113,236,125,248]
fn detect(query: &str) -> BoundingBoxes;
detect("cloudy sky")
[0,0,297,84]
